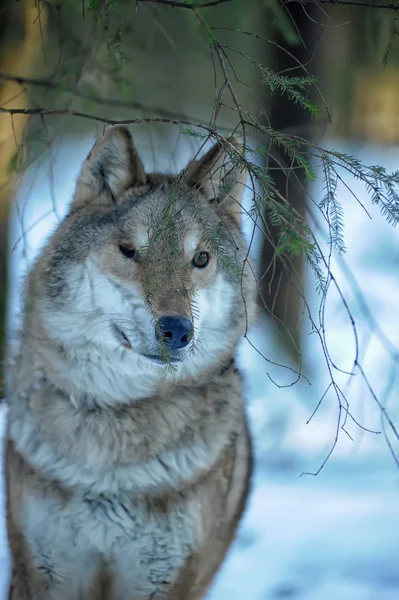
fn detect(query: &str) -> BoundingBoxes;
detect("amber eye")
[192,251,210,269]
[119,245,138,260]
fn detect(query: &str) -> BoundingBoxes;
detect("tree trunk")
[259,4,314,359]
[0,0,47,397]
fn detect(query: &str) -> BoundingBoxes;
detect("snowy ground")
[2,132,399,599]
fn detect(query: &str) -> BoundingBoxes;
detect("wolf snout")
[156,316,193,350]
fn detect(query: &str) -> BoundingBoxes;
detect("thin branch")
[284,0,399,9]
[137,0,232,8]
[0,72,54,87]
[0,73,201,123]
[0,107,219,133]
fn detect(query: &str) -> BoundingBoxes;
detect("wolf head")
[28,126,257,398]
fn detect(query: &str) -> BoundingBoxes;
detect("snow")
[2,133,399,599]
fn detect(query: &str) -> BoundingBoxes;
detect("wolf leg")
[7,532,103,600]
[7,567,61,600]
[7,568,29,600]
[7,563,68,600]
[8,566,105,600]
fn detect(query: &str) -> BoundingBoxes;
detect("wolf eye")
[192,251,210,269]
[119,245,138,260]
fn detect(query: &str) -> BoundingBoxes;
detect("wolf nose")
[156,316,193,350]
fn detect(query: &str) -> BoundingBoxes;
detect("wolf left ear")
[70,126,146,211]
[182,137,246,225]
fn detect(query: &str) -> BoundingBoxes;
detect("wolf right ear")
[70,126,146,211]
[182,137,246,225]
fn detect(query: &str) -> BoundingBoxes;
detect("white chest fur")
[20,484,203,599]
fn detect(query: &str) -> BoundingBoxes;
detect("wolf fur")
[6,126,257,599]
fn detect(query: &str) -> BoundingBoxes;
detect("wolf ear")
[70,126,146,211]
[183,137,246,225]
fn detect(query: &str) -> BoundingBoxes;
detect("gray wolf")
[6,125,257,599]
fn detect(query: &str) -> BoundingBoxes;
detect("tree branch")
[0,72,54,87]
[0,72,202,123]
[0,106,217,132]
[137,0,233,8]
[140,0,399,10]
[284,0,399,9]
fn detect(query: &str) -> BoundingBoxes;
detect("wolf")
[6,125,257,600]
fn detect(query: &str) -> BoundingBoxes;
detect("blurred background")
[1,0,399,598]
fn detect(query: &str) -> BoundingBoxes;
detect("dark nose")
[156,316,193,350]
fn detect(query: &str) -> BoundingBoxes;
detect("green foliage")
[87,0,118,13]
[181,129,209,139]
[324,150,399,227]
[303,241,327,295]
[242,135,399,296]
[261,68,320,117]
[7,150,24,176]
[256,130,316,182]
[240,153,327,294]
[199,221,243,280]
[229,49,320,118]
[320,156,345,254]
